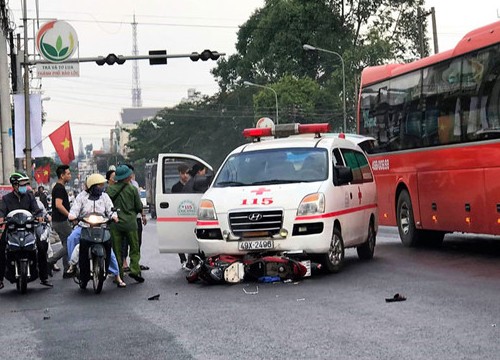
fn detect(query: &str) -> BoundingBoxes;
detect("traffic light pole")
[23,51,225,66]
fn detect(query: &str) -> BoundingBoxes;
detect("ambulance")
[156,122,378,273]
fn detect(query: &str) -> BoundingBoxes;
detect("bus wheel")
[396,190,421,247]
[357,219,376,260]
[321,228,344,273]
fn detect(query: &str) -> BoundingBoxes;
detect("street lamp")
[303,44,347,132]
[243,81,279,125]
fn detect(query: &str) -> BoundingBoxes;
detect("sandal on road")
[140,265,150,271]
[117,280,127,288]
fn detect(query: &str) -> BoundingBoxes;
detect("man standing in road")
[171,163,191,269]
[107,164,145,283]
[48,165,73,278]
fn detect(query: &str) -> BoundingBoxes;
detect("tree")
[212,0,428,130]
[248,75,342,127]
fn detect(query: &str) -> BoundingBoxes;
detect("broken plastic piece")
[243,286,259,295]
[258,276,281,283]
[148,294,160,301]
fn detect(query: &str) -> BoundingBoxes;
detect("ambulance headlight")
[297,193,325,216]
[198,199,217,220]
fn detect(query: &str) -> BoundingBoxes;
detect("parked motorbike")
[74,212,113,294]
[1,209,42,294]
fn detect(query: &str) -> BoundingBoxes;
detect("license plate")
[238,240,274,251]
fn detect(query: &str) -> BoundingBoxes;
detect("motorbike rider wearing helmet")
[0,173,53,290]
[67,173,118,289]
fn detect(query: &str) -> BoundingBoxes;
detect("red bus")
[358,21,500,247]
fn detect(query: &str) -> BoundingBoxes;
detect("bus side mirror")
[333,166,353,186]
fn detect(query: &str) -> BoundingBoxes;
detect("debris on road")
[385,293,407,302]
[243,286,259,295]
[187,254,312,285]
[148,294,160,301]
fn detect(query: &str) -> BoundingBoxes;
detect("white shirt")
[68,191,117,227]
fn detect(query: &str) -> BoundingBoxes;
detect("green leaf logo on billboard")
[36,20,78,63]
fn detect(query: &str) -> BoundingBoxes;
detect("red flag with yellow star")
[34,164,50,184]
[49,121,75,165]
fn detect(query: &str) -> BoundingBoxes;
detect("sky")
[8,0,500,156]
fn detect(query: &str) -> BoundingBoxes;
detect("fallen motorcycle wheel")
[92,256,105,294]
[17,261,28,294]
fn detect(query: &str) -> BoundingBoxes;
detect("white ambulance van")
[156,123,378,273]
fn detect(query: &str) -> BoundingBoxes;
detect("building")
[111,107,162,157]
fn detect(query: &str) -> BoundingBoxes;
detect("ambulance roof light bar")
[242,123,331,140]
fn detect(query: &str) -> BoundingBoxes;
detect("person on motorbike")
[67,173,118,289]
[66,176,126,288]
[0,173,53,290]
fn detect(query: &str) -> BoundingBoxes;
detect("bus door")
[155,154,213,253]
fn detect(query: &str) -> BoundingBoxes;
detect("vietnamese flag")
[34,164,50,184]
[41,164,50,183]
[49,121,75,165]
[34,166,43,183]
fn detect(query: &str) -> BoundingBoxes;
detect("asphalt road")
[1,222,500,360]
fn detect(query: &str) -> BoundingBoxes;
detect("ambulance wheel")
[322,228,344,273]
[357,218,376,260]
[396,190,421,247]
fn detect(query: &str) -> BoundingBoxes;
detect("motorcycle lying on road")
[73,212,113,294]
[1,209,49,294]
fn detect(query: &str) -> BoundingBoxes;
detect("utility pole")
[418,8,425,58]
[22,0,33,179]
[430,7,439,54]
[0,0,15,183]
[131,14,142,107]
[418,7,439,58]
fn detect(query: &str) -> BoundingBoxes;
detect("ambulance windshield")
[214,148,328,187]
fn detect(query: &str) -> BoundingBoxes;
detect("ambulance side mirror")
[333,166,353,186]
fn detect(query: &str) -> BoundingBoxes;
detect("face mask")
[88,186,104,200]
[18,185,28,194]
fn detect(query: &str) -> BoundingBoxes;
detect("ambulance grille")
[228,210,283,238]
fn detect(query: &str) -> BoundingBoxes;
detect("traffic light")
[96,53,126,66]
[190,49,221,62]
